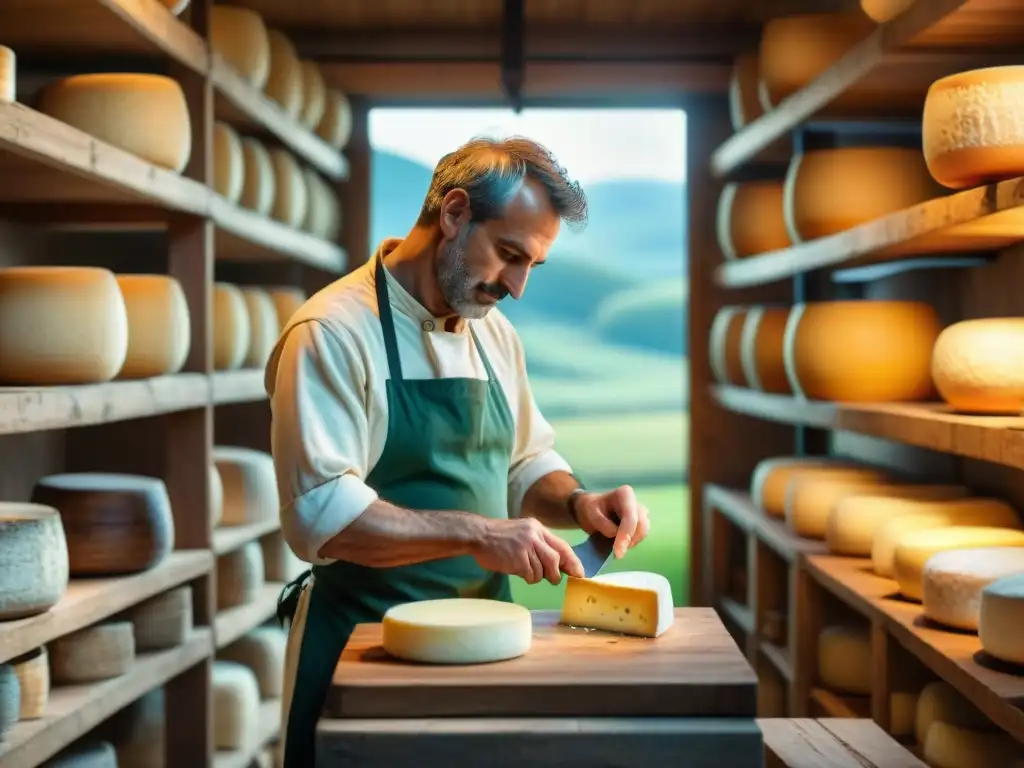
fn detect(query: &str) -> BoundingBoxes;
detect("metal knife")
[571,530,616,578]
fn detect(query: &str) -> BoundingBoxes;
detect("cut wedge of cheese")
[979,572,1024,665]
[709,306,750,386]
[922,547,1024,630]
[728,53,764,131]
[210,5,271,88]
[785,472,895,539]
[750,457,865,518]
[915,680,994,744]
[115,273,191,379]
[717,181,791,260]
[0,503,69,620]
[213,283,250,371]
[932,318,1024,414]
[561,571,674,638]
[383,598,532,663]
[923,721,1024,768]
[740,306,793,395]
[817,624,871,696]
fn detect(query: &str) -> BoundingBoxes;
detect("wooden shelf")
[213,699,281,768]
[212,519,280,556]
[211,370,267,406]
[761,642,793,682]
[810,688,872,719]
[214,583,284,650]
[719,596,754,634]
[0,629,211,768]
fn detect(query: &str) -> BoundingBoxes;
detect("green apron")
[279,255,516,767]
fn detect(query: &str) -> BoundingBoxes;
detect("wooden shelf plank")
[0,550,212,664]
[213,519,280,556]
[718,596,754,634]
[705,485,828,563]
[213,699,281,768]
[0,629,211,768]
[810,688,872,719]
[214,583,284,650]
[761,642,793,682]
[211,370,267,405]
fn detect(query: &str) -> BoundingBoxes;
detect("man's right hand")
[472,517,585,584]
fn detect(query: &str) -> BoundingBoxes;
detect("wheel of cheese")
[321,181,343,241]
[214,283,251,371]
[50,622,135,683]
[261,533,306,584]
[979,572,1024,665]
[750,457,864,517]
[45,741,118,767]
[728,53,764,131]
[316,89,353,149]
[0,664,18,740]
[126,586,193,650]
[114,274,190,379]
[210,5,271,89]
[217,541,265,610]
[709,306,749,386]
[915,680,993,745]
[31,473,175,576]
[302,168,334,237]
[783,301,940,402]
[561,571,675,637]
[383,598,532,663]
[241,287,279,369]
[210,462,224,528]
[817,624,871,696]
[922,547,1024,630]
[103,687,164,766]
[213,661,261,750]
[269,149,309,227]
[0,266,128,385]
[717,182,791,260]
[218,626,286,699]
[263,30,303,119]
[0,46,15,104]
[924,722,1024,768]
[214,446,279,526]
[240,138,276,216]
[298,60,326,130]
[785,471,894,538]
[38,74,191,172]
[740,306,792,394]
[932,319,1024,415]
[11,647,48,720]
[268,287,306,328]
[0,503,68,620]
[213,121,245,204]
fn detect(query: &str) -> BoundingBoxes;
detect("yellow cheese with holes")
[45,741,119,767]
[783,301,940,402]
[922,547,1024,630]
[213,121,244,204]
[383,598,533,663]
[210,462,224,528]
[210,5,270,88]
[127,586,193,650]
[268,287,306,328]
[561,571,674,637]
[932,319,1024,414]
[316,89,353,149]
[11,647,47,719]
[709,306,750,386]
[0,503,69,620]
[263,30,303,119]
[261,533,305,584]
[979,573,1024,665]
[0,46,15,103]
[740,306,792,395]
[218,627,286,699]
[924,722,1024,768]
[213,283,250,371]
[213,661,261,750]
[214,446,279,526]
[894,527,1024,601]
[717,182,791,260]
[750,458,867,517]
[916,680,994,744]
[240,138,276,216]
[38,74,191,172]
[269,149,308,227]
[240,288,279,369]
[785,471,896,539]
[115,274,190,379]
[0,266,128,385]
[50,622,135,684]
[299,60,326,129]
[817,624,871,696]
[728,53,764,131]
[217,542,265,610]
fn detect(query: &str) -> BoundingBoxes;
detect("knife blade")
[571,530,616,578]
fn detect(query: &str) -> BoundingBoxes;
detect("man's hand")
[572,485,650,559]
[472,517,585,585]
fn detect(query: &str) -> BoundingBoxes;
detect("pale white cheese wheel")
[213,283,251,371]
[924,721,1024,768]
[210,5,271,89]
[709,306,750,386]
[922,547,1024,630]
[45,741,119,767]
[817,624,871,696]
[740,306,792,394]
[210,462,224,528]
[213,661,261,750]
[785,471,893,539]
[38,74,191,172]
[263,30,303,119]
[126,585,193,650]
[783,301,940,402]
[717,181,791,260]
[240,138,276,216]
[50,622,135,684]
[316,89,353,149]
[213,120,245,204]
[214,446,279,526]
[298,60,326,130]
[115,274,191,379]
[383,598,532,664]
[915,680,993,744]
[728,53,764,131]
[562,571,674,638]
[269,149,308,227]
[268,287,306,328]
[11,646,48,720]
[261,533,306,584]
[217,541,266,610]
[0,503,69,620]
[750,457,866,517]
[240,287,279,369]
[979,572,1024,665]
[0,266,128,385]
[218,626,287,699]
[0,46,15,104]
[932,319,1024,415]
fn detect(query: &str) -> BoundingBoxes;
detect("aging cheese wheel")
[263,30,303,119]
[214,446,279,526]
[915,680,993,745]
[38,74,191,172]
[210,463,224,528]
[923,722,1024,768]
[261,533,305,584]
[932,319,1024,414]
[32,473,175,576]
[217,541,265,610]
[894,527,1024,601]
[240,138,276,216]
[0,266,128,385]
[214,283,251,371]
[383,598,532,663]
[213,121,245,204]
[0,503,68,620]
[269,149,309,227]
[922,547,1024,630]
[561,571,675,638]
[316,89,353,149]
[784,471,893,539]
[268,287,306,328]
[11,647,48,720]
[50,622,135,684]
[817,624,871,696]
[750,457,864,517]
[717,182,791,260]
[302,168,336,238]
[0,664,17,740]
[979,572,1024,665]
[740,306,792,394]
[44,740,118,767]
[783,301,940,402]
[298,60,326,130]
[728,53,764,131]
[210,5,271,89]
[218,626,286,699]
[241,288,279,369]
[709,306,750,386]
[213,661,261,750]
[0,46,14,104]
[115,274,191,379]
[127,586,193,650]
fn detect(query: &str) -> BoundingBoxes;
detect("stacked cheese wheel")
[716,182,791,260]
[932,318,1024,415]
[709,304,792,395]
[213,283,285,370]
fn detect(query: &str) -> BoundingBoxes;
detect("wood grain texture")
[758,717,926,768]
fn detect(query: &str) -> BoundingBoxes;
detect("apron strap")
[374,255,404,381]
[276,568,312,627]
[469,324,500,385]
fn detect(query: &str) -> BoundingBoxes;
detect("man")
[266,136,651,766]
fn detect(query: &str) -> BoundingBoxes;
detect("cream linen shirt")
[264,240,574,566]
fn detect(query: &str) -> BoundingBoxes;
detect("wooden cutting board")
[325,607,757,719]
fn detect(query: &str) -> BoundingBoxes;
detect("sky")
[368,107,687,185]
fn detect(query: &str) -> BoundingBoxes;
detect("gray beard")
[435,231,493,320]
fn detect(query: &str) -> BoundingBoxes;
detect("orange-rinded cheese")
[270,149,308,227]
[932,318,1024,414]
[213,283,251,371]
[740,306,792,395]
[268,287,306,328]
[263,30,303,119]
[213,121,245,204]
[0,46,14,104]
[709,306,749,387]
[717,181,791,260]
[210,5,271,88]
[316,89,353,149]
[240,138,276,216]
[299,60,326,130]
[240,287,279,369]
[817,624,871,696]
[784,470,893,539]
[783,301,940,402]
[115,274,191,379]
[751,458,873,518]
[728,53,764,131]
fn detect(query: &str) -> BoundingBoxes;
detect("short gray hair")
[416,137,588,232]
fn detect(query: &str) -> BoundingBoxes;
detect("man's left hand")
[572,485,650,559]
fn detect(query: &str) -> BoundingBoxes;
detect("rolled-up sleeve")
[268,320,379,565]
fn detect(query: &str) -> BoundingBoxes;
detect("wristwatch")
[566,478,587,525]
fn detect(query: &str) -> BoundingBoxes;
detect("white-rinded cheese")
[213,121,245,204]
[750,457,865,517]
[979,572,1024,665]
[214,446,279,526]
[214,661,261,750]
[210,5,271,89]
[894,527,1024,602]
[784,471,895,539]
[0,266,128,385]
[11,646,48,720]
[211,462,224,528]
[127,586,193,651]
[0,664,17,739]
[890,690,918,738]
[783,301,940,402]
[932,319,1024,414]
[728,53,764,131]
[261,533,306,584]
[43,741,118,767]
[740,306,792,394]
[240,138,276,216]
[709,306,750,386]
[218,626,287,699]
[383,598,532,663]
[922,547,1024,630]
[269,149,308,227]
[214,283,251,371]
[717,182,791,261]
[217,541,266,610]
[826,486,971,556]
[104,687,164,767]
[915,680,993,744]
[924,721,1024,768]
[0,503,68,620]
[298,60,326,130]
[0,46,15,103]
[50,622,135,684]
[263,30,303,119]
[241,288,279,369]
[114,274,191,379]
[561,571,675,638]
[316,89,353,149]
[268,287,306,328]
[817,624,871,696]
[38,74,191,172]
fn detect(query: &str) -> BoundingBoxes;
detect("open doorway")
[368,107,689,608]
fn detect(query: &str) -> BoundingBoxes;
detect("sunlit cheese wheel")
[783,301,940,402]
[979,572,1024,665]
[217,541,265,610]
[157,0,190,15]
[114,274,190,379]
[826,486,971,556]
[213,661,261,750]
[210,463,224,528]
[915,681,994,745]
[214,446,279,526]
[740,306,792,394]
[261,533,305,584]
[717,182,791,260]
[0,503,68,620]
[45,741,119,767]
[212,121,244,204]
[263,30,303,119]
[38,74,191,172]
[240,138,276,216]
[709,306,749,386]
[240,288,279,369]
[102,687,164,767]
[0,266,128,385]
[269,149,308,227]
[11,647,48,720]
[921,547,1024,630]
[32,473,175,576]
[924,722,1024,768]
[316,89,353,149]
[268,287,306,328]
[298,60,326,130]
[750,457,866,517]
[214,283,251,371]
[817,624,871,695]
[0,664,16,739]
[0,46,14,104]
[50,622,135,684]
[728,53,764,131]
[931,319,1024,415]
[126,586,193,650]
[210,5,270,89]
[218,627,286,699]
[785,470,894,538]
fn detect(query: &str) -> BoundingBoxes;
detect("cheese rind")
[127,586,193,650]
[213,661,261,750]
[240,139,276,216]
[709,306,749,386]
[263,30,303,119]
[11,646,47,720]
[817,624,871,696]
[923,721,1024,768]
[383,598,532,663]
[43,740,118,767]
[316,89,353,149]
[214,446,279,526]
[299,60,326,129]
[115,274,191,379]
[49,622,135,684]
[213,121,245,204]
[561,571,674,638]
[268,287,306,328]
[728,53,764,131]
[214,283,251,371]
[218,627,287,699]
[922,547,1024,630]
[740,306,792,394]
[915,680,993,744]
[750,457,864,517]
[240,288,279,369]
[0,503,69,620]
[932,318,1024,414]
[979,572,1024,665]
[217,542,265,610]
[716,181,791,260]
[210,5,271,88]
[269,149,308,227]
[785,472,894,539]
